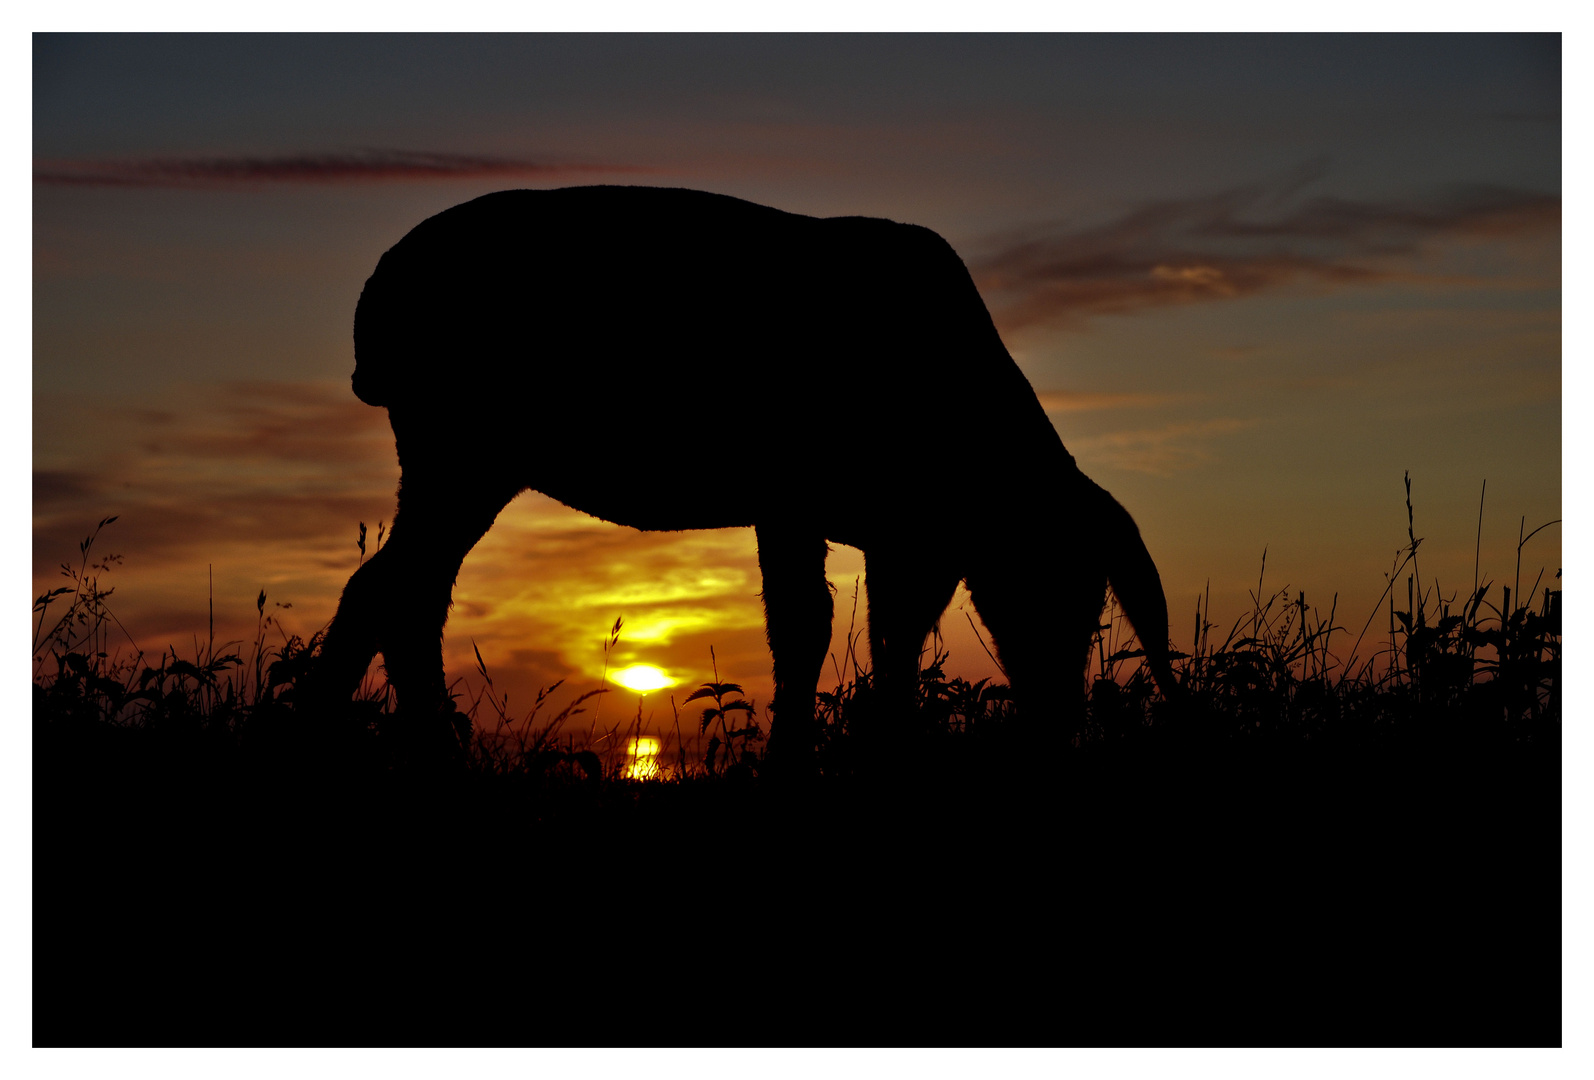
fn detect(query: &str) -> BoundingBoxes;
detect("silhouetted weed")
[35,473,1560,793]
[33,487,1561,1047]
[685,646,762,777]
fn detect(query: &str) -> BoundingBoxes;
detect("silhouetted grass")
[32,484,1562,1046]
[34,472,1561,790]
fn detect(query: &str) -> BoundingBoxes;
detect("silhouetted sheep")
[309,186,1177,761]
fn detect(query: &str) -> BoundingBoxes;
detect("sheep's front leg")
[756,526,833,769]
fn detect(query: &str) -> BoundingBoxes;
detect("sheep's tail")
[1095,484,1179,699]
[350,269,394,407]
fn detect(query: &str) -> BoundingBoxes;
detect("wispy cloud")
[32,379,781,715]
[137,380,397,465]
[1070,418,1256,476]
[973,166,1560,329]
[34,381,398,577]
[33,149,650,188]
[1034,390,1179,413]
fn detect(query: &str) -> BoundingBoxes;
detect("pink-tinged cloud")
[1067,418,1258,477]
[973,168,1561,329]
[1033,390,1180,413]
[33,149,651,188]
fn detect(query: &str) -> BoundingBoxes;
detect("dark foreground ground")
[34,720,1560,1048]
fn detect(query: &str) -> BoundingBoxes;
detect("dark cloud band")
[33,149,649,188]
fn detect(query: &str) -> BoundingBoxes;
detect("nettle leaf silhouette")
[683,682,743,704]
[697,699,756,733]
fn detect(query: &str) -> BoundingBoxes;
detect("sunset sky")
[31,34,1562,736]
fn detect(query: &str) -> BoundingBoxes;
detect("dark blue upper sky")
[35,35,1559,200]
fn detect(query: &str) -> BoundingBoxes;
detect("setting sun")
[610,664,676,692]
[625,736,662,780]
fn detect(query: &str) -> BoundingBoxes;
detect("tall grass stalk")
[35,476,1560,787]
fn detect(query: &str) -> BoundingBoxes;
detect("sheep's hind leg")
[318,459,514,767]
[309,548,399,708]
[381,473,517,720]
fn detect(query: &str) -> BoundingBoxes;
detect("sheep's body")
[312,186,1175,758]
